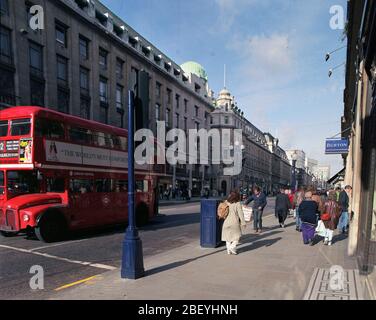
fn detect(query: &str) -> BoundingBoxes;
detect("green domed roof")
[181,61,208,81]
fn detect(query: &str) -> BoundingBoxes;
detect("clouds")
[214,0,265,32]
[233,33,294,81]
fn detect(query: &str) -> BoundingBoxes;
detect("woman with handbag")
[221,191,247,255]
[321,191,341,246]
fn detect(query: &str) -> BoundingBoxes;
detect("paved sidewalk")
[51,215,363,300]
[159,197,203,207]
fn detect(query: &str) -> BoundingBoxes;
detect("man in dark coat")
[245,186,267,233]
[275,188,291,228]
[338,185,352,233]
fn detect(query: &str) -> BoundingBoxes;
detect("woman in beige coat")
[221,191,247,255]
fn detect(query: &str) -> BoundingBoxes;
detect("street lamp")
[291,151,298,192]
[325,45,346,61]
[121,90,145,280]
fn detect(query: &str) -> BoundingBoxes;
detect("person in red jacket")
[285,189,295,216]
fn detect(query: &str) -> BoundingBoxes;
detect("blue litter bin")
[200,199,224,248]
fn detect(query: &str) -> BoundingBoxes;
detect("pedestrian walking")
[311,187,324,215]
[338,185,352,234]
[275,188,291,228]
[293,187,305,232]
[299,191,319,245]
[321,191,341,246]
[286,189,295,217]
[221,191,246,255]
[245,186,267,234]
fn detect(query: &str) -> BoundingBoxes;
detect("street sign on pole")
[325,139,349,154]
[121,90,145,280]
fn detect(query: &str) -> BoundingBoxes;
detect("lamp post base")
[121,229,145,279]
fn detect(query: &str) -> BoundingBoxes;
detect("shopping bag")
[242,205,253,222]
[315,220,326,237]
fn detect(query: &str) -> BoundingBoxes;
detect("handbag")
[315,220,327,237]
[321,213,331,221]
[242,205,253,222]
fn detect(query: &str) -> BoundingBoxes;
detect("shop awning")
[327,168,346,184]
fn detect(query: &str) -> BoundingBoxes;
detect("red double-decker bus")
[0,106,158,242]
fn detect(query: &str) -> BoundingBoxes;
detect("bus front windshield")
[7,171,39,198]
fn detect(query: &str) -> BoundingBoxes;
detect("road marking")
[30,239,89,252]
[0,244,117,271]
[54,275,99,291]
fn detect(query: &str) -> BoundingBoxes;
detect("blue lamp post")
[121,90,145,279]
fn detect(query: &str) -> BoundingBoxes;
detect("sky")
[101,0,348,175]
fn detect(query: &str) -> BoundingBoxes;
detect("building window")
[80,67,89,95]
[57,55,68,86]
[175,113,180,128]
[99,48,108,70]
[204,112,209,124]
[195,121,199,131]
[130,67,139,92]
[57,87,69,113]
[167,88,172,104]
[0,0,9,15]
[30,78,44,106]
[80,96,90,120]
[29,41,43,78]
[194,105,199,117]
[79,35,89,60]
[116,58,124,80]
[184,99,188,113]
[166,108,171,128]
[99,77,108,103]
[175,94,180,109]
[0,26,11,65]
[156,82,161,99]
[184,117,187,132]
[56,22,67,47]
[116,85,123,109]
[155,103,160,121]
[100,105,108,124]
[224,116,229,124]
[0,68,15,105]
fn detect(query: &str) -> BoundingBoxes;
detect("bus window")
[94,132,112,148]
[47,178,65,193]
[0,120,8,137]
[69,127,92,144]
[119,137,127,151]
[95,179,111,192]
[7,171,39,197]
[35,118,65,139]
[114,180,127,192]
[70,179,93,194]
[112,135,121,149]
[135,180,145,192]
[0,171,4,195]
[10,118,31,136]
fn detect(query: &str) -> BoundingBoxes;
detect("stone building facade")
[210,88,291,196]
[0,0,293,197]
[0,0,216,196]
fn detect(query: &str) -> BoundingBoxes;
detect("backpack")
[217,201,230,220]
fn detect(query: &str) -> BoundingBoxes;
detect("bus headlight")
[23,214,30,222]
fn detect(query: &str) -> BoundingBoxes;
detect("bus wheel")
[0,231,19,237]
[136,203,149,227]
[35,213,67,243]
